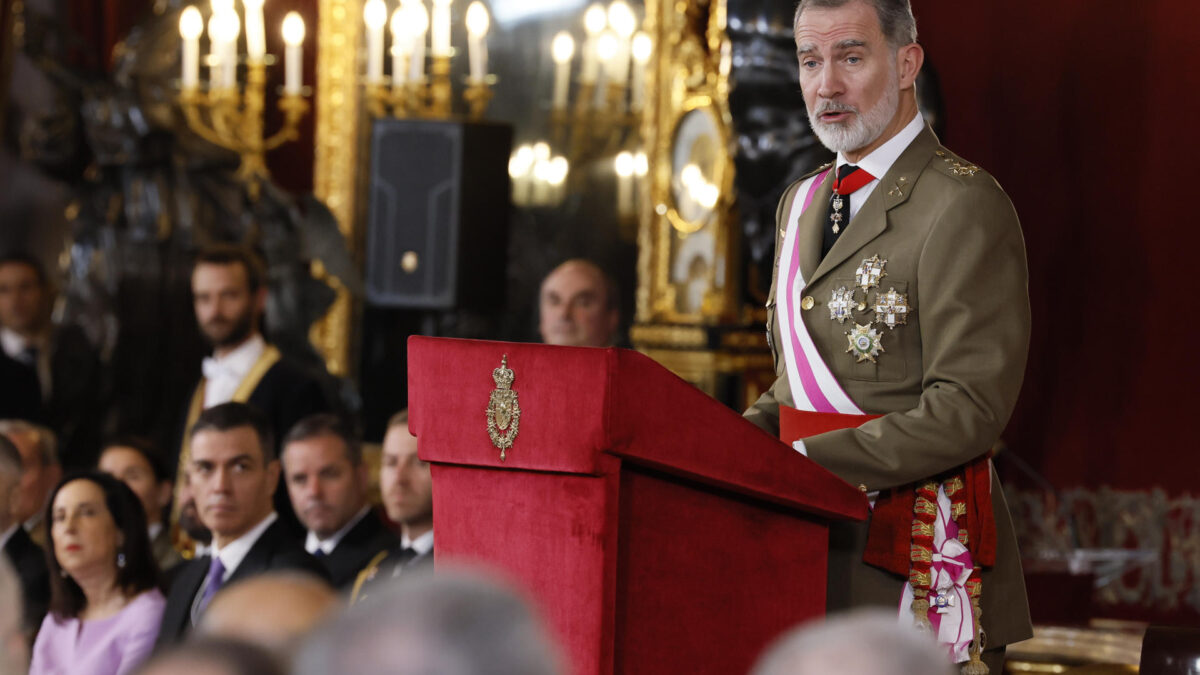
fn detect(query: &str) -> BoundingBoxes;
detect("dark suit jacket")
[318,510,399,590]
[0,325,102,469]
[155,518,330,648]
[3,526,50,635]
[172,351,333,535]
[350,540,434,606]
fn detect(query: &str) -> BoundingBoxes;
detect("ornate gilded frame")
[637,0,736,326]
[309,0,363,376]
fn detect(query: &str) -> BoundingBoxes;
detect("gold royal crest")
[486,355,521,461]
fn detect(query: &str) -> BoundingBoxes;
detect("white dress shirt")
[835,110,926,225]
[305,506,370,556]
[202,334,266,408]
[1,327,51,399]
[401,529,434,557]
[208,511,278,582]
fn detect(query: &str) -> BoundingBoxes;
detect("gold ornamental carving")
[310,0,364,377]
[637,0,735,326]
[485,355,520,461]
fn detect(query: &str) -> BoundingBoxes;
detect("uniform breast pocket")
[828,279,911,383]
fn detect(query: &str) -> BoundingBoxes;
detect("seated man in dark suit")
[157,402,329,648]
[281,414,397,590]
[0,433,48,642]
[351,410,433,604]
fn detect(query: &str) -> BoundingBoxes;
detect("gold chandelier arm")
[180,99,242,153]
[261,96,310,151]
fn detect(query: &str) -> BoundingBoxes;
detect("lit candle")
[594,31,617,107]
[179,6,203,90]
[408,2,429,82]
[206,12,223,85]
[213,9,240,90]
[282,12,305,95]
[431,0,452,58]
[550,32,574,110]
[615,151,634,216]
[630,32,652,111]
[243,0,266,62]
[363,0,387,84]
[607,1,636,87]
[465,2,489,82]
[580,3,606,84]
[390,8,408,87]
[509,144,534,205]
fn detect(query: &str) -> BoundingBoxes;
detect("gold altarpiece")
[630,0,773,407]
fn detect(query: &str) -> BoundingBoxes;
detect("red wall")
[915,1,1200,492]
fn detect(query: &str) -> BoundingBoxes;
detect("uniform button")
[858,484,869,493]
[801,296,815,311]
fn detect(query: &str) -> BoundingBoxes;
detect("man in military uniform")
[351,410,433,604]
[743,1,1031,672]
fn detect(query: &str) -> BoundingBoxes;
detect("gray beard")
[807,72,900,155]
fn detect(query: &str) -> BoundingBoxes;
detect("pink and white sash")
[779,172,977,663]
[776,170,865,415]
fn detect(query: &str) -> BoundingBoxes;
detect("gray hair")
[751,609,954,675]
[0,420,58,466]
[794,0,917,49]
[295,568,563,675]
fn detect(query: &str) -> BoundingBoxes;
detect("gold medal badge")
[829,286,856,324]
[486,355,520,461]
[872,287,910,329]
[846,323,884,363]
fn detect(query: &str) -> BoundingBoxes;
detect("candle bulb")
[551,32,574,110]
[211,9,240,90]
[431,0,452,58]
[282,12,305,95]
[594,31,617,107]
[465,2,489,82]
[630,32,651,111]
[607,1,636,88]
[390,8,408,87]
[615,151,634,217]
[363,0,387,84]
[179,6,203,90]
[580,3,606,84]
[408,2,429,82]
[207,12,224,85]
[243,0,266,62]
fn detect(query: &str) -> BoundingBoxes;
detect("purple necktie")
[198,556,226,612]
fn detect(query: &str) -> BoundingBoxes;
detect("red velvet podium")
[407,337,868,675]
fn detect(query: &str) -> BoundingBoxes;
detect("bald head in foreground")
[196,571,340,654]
[296,568,563,675]
[751,610,955,675]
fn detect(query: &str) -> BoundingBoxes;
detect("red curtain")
[916,0,1200,492]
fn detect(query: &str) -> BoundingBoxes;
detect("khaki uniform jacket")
[744,125,1033,648]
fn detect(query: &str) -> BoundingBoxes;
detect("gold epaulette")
[799,160,834,181]
[932,148,982,178]
[349,549,392,605]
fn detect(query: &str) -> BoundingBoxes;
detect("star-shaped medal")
[846,323,884,363]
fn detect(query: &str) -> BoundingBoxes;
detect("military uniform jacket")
[744,125,1033,648]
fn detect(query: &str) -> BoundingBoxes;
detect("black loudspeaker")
[365,119,513,309]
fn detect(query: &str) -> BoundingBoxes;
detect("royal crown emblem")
[486,355,520,461]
